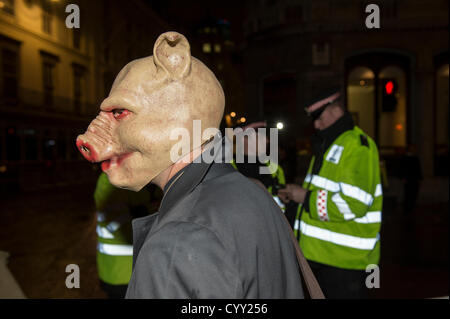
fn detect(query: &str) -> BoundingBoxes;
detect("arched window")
[345,52,410,154]
[378,65,407,148]
[347,66,376,139]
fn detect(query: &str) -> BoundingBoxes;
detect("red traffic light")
[385,81,394,95]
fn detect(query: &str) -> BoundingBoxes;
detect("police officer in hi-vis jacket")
[278,87,383,299]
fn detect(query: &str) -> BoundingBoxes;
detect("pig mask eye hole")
[112,109,130,120]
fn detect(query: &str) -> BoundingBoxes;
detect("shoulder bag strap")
[281,213,325,299]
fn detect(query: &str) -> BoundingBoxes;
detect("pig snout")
[76,112,117,163]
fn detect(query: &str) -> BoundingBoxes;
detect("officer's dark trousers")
[308,260,369,299]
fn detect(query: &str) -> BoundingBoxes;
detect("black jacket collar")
[131,136,231,267]
[158,135,232,217]
[310,112,354,173]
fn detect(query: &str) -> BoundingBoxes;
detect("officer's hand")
[278,184,307,204]
[277,187,291,203]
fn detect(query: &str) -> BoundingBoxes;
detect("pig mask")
[76,32,225,191]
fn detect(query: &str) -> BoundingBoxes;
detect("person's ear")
[153,32,191,80]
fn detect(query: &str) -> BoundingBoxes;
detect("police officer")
[94,172,151,298]
[228,120,288,213]
[278,87,383,298]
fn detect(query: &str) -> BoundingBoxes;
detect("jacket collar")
[131,135,230,268]
[310,112,354,174]
[158,134,229,217]
[311,112,354,156]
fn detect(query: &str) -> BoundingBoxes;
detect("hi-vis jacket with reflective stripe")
[294,125,382,270]
[94,173,150,285]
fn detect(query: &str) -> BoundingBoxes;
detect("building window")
[0,0,14,15]
[57,130,66,160]
[73,71,82,113]
[42,62,54,107]
[40,51,59,109]
[6,127,20,161]
[347,66,376,140]
[42,0,53,35]
[24,129,38,161]
[1,48,19,103]
[72,63,86,114]
[73,29,81,50]
[378,66,407,149]
[312,42,330,66]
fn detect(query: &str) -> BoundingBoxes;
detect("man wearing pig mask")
[77,32,304,298]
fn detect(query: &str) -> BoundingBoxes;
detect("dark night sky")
[144,0,246,43]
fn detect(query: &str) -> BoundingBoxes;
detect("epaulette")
[360,134,369,147]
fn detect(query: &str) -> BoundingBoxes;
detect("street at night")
[0,0,448,304]
[0,183,447,299]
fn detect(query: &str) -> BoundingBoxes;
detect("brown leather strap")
[281,214,325,299]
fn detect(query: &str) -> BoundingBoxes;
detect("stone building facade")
[242,0,448,202]
[0,0,169,192]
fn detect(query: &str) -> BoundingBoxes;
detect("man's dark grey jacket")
[125,142,304,298]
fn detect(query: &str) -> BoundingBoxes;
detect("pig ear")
[153,32,191,80]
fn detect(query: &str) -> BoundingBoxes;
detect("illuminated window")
[202,43,211,53]
[347,67,375,139]
[214,44,221,53]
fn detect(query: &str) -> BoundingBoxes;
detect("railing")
[0,86,100,118]
[0,159,100,193]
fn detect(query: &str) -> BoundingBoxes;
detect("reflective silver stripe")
[97,243,133,256]
[306,174,374,206]
[106,221,121,233]
[96,226,114,239]
[298,221,378,250]
[375,184,383,197]
[96,211,105,223]
[354,211,382,224]
[272,196,286,212]
[331,193,355,220]
[340,182,373,206]
[306,174,341,193]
